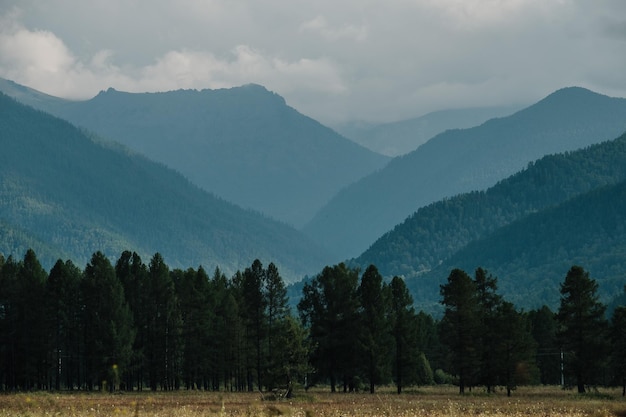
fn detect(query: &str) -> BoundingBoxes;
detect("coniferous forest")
[1,249,625,396]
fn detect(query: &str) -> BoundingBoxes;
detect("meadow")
[1,386,625,417]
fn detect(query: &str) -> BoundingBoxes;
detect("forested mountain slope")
[0,79,389,228]
[0,93,331,278]
[355,133,626,279]
[411,179,626,313]
[334,105,520,157]
[304,87,626,258]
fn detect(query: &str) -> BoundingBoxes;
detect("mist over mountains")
[0,92,331,278]
[334,105,521,157]
[304,87,626,259]
[2,78,626,310]
[0,79,388,228]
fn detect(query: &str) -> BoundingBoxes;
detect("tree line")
[0,249,625,396]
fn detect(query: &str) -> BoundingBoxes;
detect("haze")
[1,0,625,124]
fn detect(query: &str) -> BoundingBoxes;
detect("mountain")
[333,105,521,157]
[412,179,626,314]
[355,132,626,276]
[0,79,389,228]
[350,132,626,313]
[304,87,626,259]
[0,92,331,279]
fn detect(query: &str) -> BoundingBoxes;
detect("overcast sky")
[1,0,625,124]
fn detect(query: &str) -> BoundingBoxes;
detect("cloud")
[0,11,346,103]
[1,0,626,124]
[299,15,368,42]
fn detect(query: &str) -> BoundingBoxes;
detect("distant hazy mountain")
[304,87,626,259]
[0,79,389,228]
[0,92,331,280]
[333,105,521,157]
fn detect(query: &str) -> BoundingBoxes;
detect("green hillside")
[414,179,626,312]
[355,133,626,278]
[0,93,331,278]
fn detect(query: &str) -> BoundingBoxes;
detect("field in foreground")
[0,386,625,417]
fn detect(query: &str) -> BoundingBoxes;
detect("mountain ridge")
[0,92,331,278]
[304,87,626,259]
[0,79,389,229]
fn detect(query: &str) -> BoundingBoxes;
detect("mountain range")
[0,78,388,228]
[352,132,626,312]
[333,105,521,157]
[0,92,331,279]
[304,87,626,259]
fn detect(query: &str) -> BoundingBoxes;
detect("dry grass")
[0,386,624,417]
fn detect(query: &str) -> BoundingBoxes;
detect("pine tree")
[82,251,134,391]
[389,276,419,394]
[46,259,82,390]
[610,301,626,396]
[556,266,609,393]
[358,265,392,393]
[298,263,360,392]
[440,268,481,394]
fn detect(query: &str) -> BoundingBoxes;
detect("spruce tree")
[556,266,609,393]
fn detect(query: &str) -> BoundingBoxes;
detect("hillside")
[0,93,331,279]
[0,79,389,228]
[334,105,520,157]
[354,133,626,279]
[304,87,626,259]
[411,179,626,313]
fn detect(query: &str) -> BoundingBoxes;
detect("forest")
[1,248,625,397]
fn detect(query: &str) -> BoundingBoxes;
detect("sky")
[1,0,626,125]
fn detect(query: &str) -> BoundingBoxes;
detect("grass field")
[0,386,625,417]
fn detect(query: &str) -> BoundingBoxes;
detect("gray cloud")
[1,0,626,124]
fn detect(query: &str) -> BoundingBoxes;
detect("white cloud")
[1,0,626,124]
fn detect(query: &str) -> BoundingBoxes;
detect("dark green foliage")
[357,265,392,393]
[439,269,481,393]
[492,302,538,396]
[81,251,134,391]
[611,301,626,396]
[528,305,561,385]
[557,266,609,393]
[144,253,181,391]
[0,92,331,281]
[46,259,82,390]
[298,263,361,392]
[388,276,420,394]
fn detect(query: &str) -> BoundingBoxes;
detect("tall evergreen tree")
[528,305,560,385]
[16,250,48,390]
[145,253,181,391]
[556,265,609,393]
[264,262,290,391]
[82,251,134,391]
[174,266,214,390]
[610,302,626,396]
[440,268,481,394]
[389,276,419,394]
[46,259,82,390]
[493,302,537,396]
[298,263,360,392]
[357,265,392,393]
[473,267,503,392]
[115,251,149,390]
[240,259,267,391]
